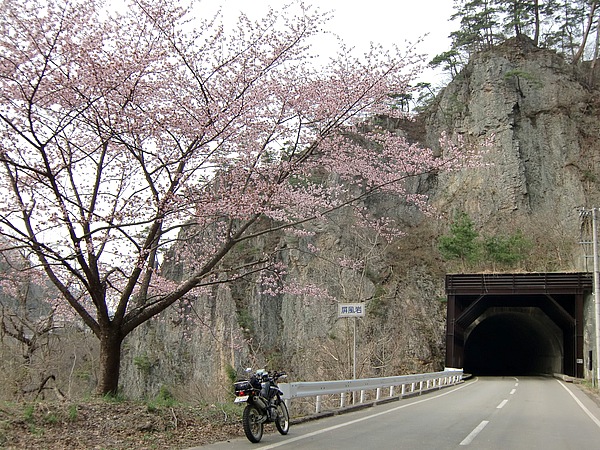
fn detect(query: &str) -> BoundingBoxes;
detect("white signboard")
[338,302,365,318]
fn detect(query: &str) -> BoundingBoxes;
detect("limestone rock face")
[426,36,600,243]
[120,37,600,400]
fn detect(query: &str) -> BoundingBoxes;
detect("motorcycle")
[233,368,290,443]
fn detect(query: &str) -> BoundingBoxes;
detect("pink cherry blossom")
[0,0,487,395]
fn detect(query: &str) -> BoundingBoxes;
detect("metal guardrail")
[279,368,463,414]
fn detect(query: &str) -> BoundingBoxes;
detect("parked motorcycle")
[233,368,290,443]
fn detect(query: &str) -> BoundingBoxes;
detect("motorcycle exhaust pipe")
[252,396,269,411]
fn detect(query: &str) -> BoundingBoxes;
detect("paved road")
[190,377,600,449]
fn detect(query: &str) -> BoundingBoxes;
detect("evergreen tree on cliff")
[0,0,477,395]
[434,0,600,77]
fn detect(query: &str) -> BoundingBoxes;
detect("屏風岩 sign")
[337,303,365,318]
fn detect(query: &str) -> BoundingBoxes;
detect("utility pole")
[581,207,600,386]
[593,208,600,387]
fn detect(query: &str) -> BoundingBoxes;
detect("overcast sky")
[201,0,458,85]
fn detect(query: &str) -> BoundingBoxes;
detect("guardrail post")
[389,386,395,397]
[401,384,406,397]
[316,395,322,413]
[340,392,346,408]
[419,381,423,393]
[360,390,366,403]
[376,388,381,400]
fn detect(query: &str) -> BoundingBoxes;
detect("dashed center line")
[461,384,516,445]
[460,420,489,446]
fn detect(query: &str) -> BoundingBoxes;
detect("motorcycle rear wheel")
[275,398,290,435]
[243,404,264,443]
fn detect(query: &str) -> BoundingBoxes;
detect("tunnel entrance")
[445,273,592,378]
[463,308,563,375]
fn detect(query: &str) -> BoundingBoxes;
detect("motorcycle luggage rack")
[234,381,252,392]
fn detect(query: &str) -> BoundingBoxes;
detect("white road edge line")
[557,379,600,429]
[497,399,508,409]
[460,420,489,446]
[257,379,479,449]
[510,389,516,395]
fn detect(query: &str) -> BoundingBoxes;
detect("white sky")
[201,0,458,85]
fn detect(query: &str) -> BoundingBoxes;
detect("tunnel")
[463,308,563,376]
[445,273,592,378]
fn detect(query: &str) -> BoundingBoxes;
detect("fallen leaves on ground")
[0,400,245,449]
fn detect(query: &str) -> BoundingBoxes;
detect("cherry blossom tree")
[0,0,480,395]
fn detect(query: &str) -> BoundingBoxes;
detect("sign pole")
[353,317,357,404]
[353,317,357,381]
[337,302,365,403]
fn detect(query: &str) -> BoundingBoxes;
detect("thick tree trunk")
[97,331,124,396]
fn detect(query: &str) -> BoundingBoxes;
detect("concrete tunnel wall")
[463,308,564,376]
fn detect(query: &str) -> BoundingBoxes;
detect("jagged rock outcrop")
[120,36,600,400]
[426,36,600,261]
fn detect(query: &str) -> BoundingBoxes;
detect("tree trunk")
[533,0,540,46]
[97,330,124,396]
[573,1,598,64]
[590,15,600,86]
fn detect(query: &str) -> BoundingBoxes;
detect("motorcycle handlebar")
[260,370,287,381]
[272,371,287,381]
[247,369,287,382]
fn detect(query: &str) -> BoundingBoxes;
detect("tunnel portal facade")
[445,273,593,378]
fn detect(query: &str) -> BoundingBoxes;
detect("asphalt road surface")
[191,376,600,449]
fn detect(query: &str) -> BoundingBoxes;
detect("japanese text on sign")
[337,302,365,318]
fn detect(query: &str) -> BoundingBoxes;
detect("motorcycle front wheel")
[275,398,290,435]
[243,404,264,443]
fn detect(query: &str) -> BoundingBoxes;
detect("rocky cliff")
[120,36,600,401]
[426,36,600,269]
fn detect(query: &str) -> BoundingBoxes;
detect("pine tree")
[483,231,532,267]
[438,212,481,265]
[442,0,599,73]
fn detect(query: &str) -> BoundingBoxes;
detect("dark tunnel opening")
[463,310,563,376]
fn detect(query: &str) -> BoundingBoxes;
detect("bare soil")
[0,400,245,449]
